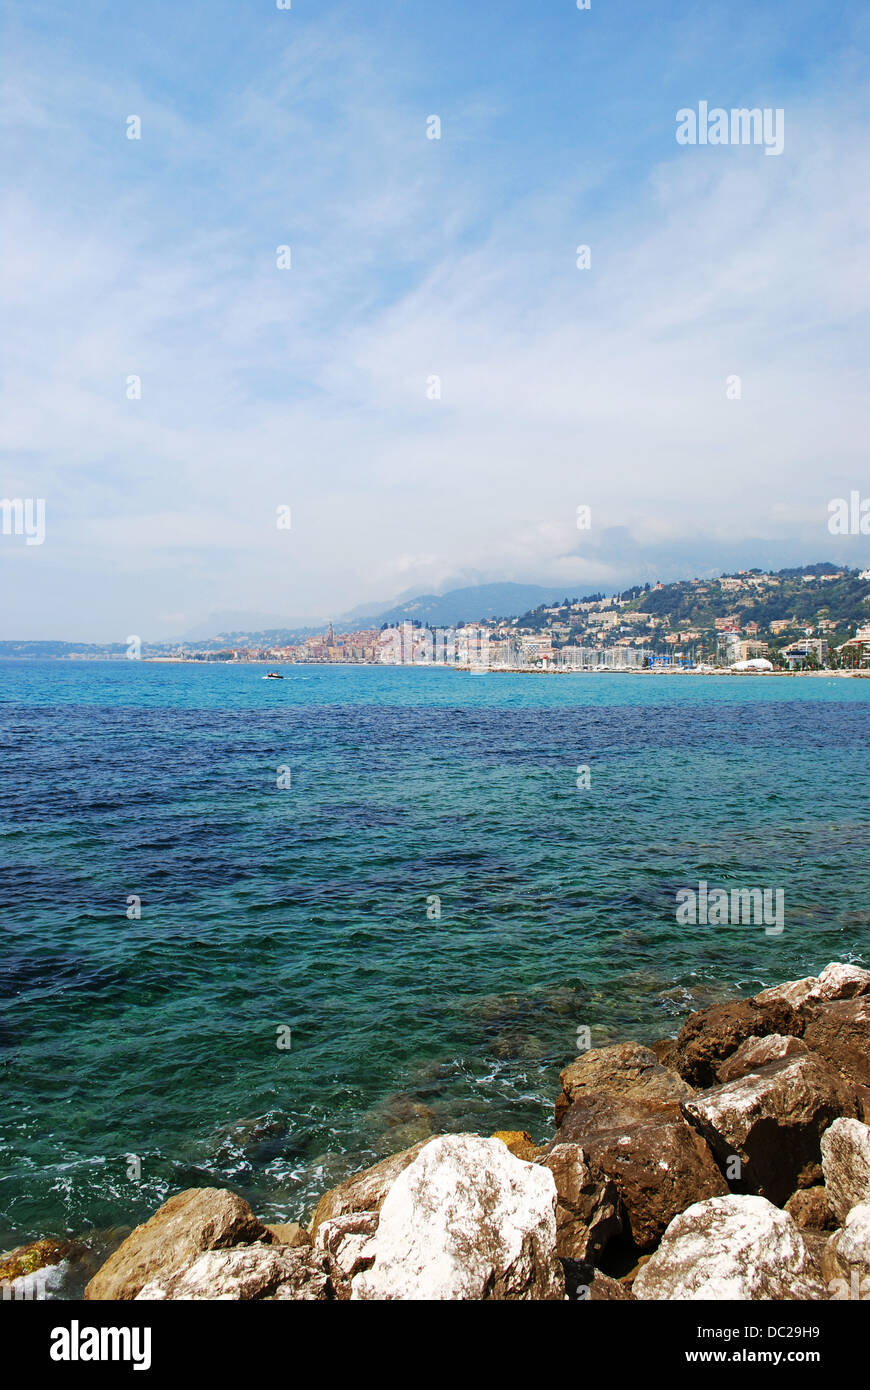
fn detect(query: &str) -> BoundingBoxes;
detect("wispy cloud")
[2,1,869,637]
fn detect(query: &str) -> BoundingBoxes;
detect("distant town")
[4,563,870,672]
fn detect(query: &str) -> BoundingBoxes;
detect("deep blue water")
[1,660,869,1254]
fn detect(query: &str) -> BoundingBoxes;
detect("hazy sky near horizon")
[2,0,870,640]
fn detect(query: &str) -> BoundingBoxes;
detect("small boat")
[263,671,284,680]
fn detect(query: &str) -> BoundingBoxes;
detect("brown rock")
[717,1033,809,1083]
[534,1142,622,1261]
[554,1042,694,1125]
[682,1052,858,1205]
[491,1130,541,1162]
[309,1141,431,1237]
[801,997,870,1099]
[672,998,803,1088]
[263,1222,311,1248]
[550,1093,727,1250]
[85,1188,270,1301]
[784,1186,835,1231]
[649,1038,678,1069]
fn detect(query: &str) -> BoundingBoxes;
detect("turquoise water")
[1,661,869,1255]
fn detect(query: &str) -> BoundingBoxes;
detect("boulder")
[136,1243,341,1300]
[351,1134,564,1300]
[801,997,870,1100]
[717,1033,808,1083]
[682,1052,858,1205]
[784,1186,835,1231]
[809,962,870,1003]
[752,963,869,1010]
[821,1203,870,1296]
[820,1117,870,1223]
[555,1042,694,1124]
[672,998,803,1088]
[632,1194,824,1300]
[491,1130,541,1161]
[552,1094,727,1250]
[313,1211,378,1281]
[85,1188,270,1301]
[755,976,817,1009]
[308,1140,430,1237]
[534,1142,622,1261]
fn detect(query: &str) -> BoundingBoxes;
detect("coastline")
[6,961,869,1301]
[2,654,867,676]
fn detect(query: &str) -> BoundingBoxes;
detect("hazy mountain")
[369,583,579,628]
[182,586,586,640]
[181,609,325,641]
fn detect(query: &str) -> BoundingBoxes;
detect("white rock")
[134,1243,335,1300]
[351,1134,564,1300]
[809,962,870,1002]
[821,1118,870,1223]
[837,1202,870,1269]
[755,976,817,1008]
[313,1211,378,1280]
[822,1203,870,1297]
[632,1195,823,1300]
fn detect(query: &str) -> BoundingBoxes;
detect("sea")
[1,660,869,1271]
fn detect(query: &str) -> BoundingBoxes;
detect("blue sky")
[2,0,870,638]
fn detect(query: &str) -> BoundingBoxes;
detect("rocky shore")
[5,961,870,1301]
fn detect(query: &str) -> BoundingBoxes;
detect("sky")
[2,0,869,640]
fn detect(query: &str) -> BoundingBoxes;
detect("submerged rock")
[552,1093,727,1250]
[633,1195,824,1300]
[0,1237,84,1282]
[820,1117,870,1223]
[85,1188,270,1301]
[363,1092,438,1149]
[352,1135,564,1300]
[682,1051,858,1205]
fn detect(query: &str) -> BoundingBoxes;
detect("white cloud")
[2,15,869,638]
